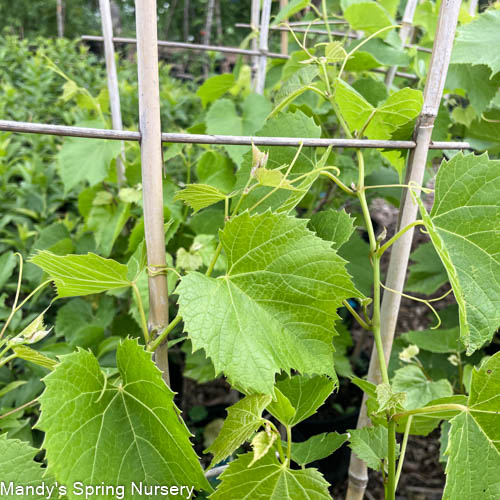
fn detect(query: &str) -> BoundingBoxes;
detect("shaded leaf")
[308,209,355,250]
[290,432,348,466]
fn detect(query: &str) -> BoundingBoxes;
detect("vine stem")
[321,0,333,42]
[376,220,425,257]
[286,425,292,463]
[132,283,150,344]
[395,416,412,489]
[392,403,466,422]
[148,314,182,352]
[387,419,396,500]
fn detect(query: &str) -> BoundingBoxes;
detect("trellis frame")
[0,0,467,493]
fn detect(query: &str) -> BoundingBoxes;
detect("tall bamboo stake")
[56,0,64,38]
[135,0,170,385]
[99,0,125,185]
[345,1,462,499]
[256,0,272,94]
[251,0,260,88]
[385,0,418,88]
[280,0,288,54]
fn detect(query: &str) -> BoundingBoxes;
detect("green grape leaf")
[266,388,296,425]
[444,352,500,498]
[346,39,410,71]
[348,425,392,471]
[249,428,277,466]
[417,153,500,353]
[254,167,300,190]
[325,41,347,63]
[352,76,388,107]
[376,383,406,413]
[174,184,227,213]
[290,432,348,466]
[197,73,235,107]
[30,251,131,297]
[205,394,272,468]
[57,132,121,193]
[406,242,449,295]
[212,452,331,500]
[272,0,310,25]
[334,79,373,132]
[177,211,361,394]
[343,2,393,36]
[451,9,500,77]
[196,151,236,193]
[268,374,335,426]
[338,231,373,296]
[0,435,52,498]
[234,110,321,214]
[402,327,464,354]
[392,365,453,410]
[308,209,355,250]
[38,339,210,497]
[273,66,319,115]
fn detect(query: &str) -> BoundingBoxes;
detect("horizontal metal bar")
[81,35,288,59]
[81,36,418,80]
[0,120,471,150]
[236,23,433,53]
[287,20,350,26]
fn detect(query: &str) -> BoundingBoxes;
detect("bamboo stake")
[469,0,478,15]
[80,36,419,80]
[251,0,260,88]
[345,1,462,499]
[99,0,126,185]
[134,0,170,385]
[385,0,419,88]
[202,0,215,77]
[280,0,289,54]
[256,0,272,94]
[0,119,471,150]
[56,0,64,38]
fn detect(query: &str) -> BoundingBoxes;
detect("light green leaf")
[334,79,373,132]
[352,76,388,107]
[346,39,410,70]
[344,2,393,35]
[57,133,121,193]
[325,41,347,63]
[212,452,331,500]
[12,345,57,370]
[249,428,277,466]
[197,73,235,108]
[418,153,500,353]
[348,425,391,471]
[38,339,210,496]
[266,388,296,425]
[177,212,361,394]
[268,374,335,426]
[451,9,500,77]
[0,435,51,498]
[196,151,236,193]
[444,352,500,498]
[392,365,453,410]
[376,383,406,413]
[205,394,272,467]
[30,251,131,297]
[308,209,355,250]
[254,167,299,190]
[402,327,464,354]
[273,66,319,115]
[272,0,310,26]
[290,432,348,466]
[175,184,227,213]
[406,242,448,295]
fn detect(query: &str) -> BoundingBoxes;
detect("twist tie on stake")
[147,265,168,277]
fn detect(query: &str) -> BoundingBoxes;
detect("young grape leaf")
[249,429,277,466]
[348,425,393,471]
[417,153,500,353]
[343,2,393,36]
[268,375,335,426]
[392,365,453,410]
[196,151,236,193]
[30,251,131,297]
[38,339,210,497]
[272,0,310,26]
[174,184,227,213]
[290,432,348,466]
[308,209,355,250]
[177,211,362,394]
[444,352,500,498]
[197,73,235,108]
[12,345,57,370]
[266,388,296,425]
[451,9,500,77]
[0,435,51,498]
[205,394,272,468]
[212,452,331,500]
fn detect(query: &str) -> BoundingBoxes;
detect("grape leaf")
[30,251,131,297]
[174,184,227,213]
[265,388,296,425]
[290,432,348,466]
[177,211,362,394]
[57,131,121,193]
[348,425,391,471]
[38,339,210,497]
[197,73,235,107]
[392,365,453,410]
[402,327,464,354]
[406,242,448,295]
[272,0,310,25]
[444,352,500,498]
[249,429,277,466]
[308,209,355,250]
[343,2,393,36]
[338,231,373,296]
[0,435,51,498]
[417,153,500,353]
[212,452,331,500]
[205,394,272,468]
[196,151,236,193]
[268,374,335,426]
[12,345,57,370]
[451,9,500,77]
